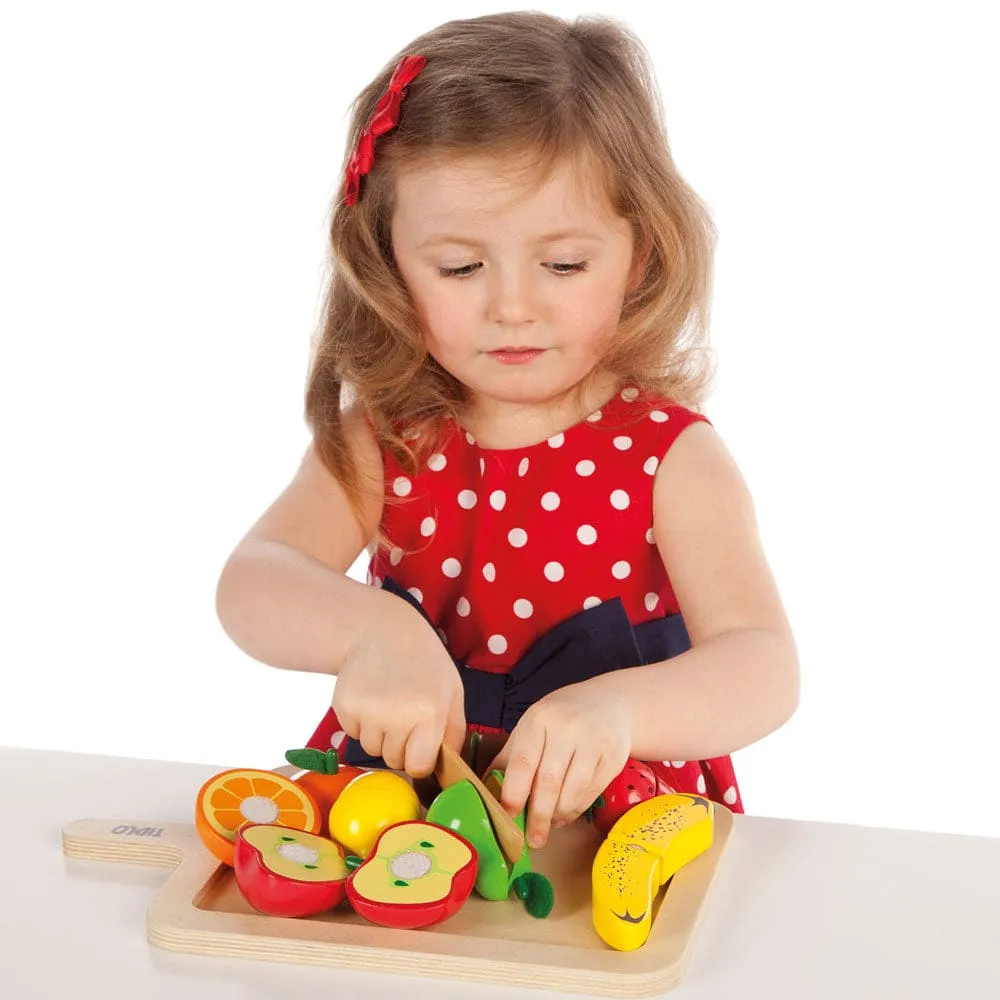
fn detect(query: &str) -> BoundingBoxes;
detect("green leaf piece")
[284,747,340,775]
[584,793,606,824]
[512,872,554,919]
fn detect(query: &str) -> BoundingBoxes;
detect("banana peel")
[592,793,714,951]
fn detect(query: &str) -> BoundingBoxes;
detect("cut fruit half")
[195,767,321,866]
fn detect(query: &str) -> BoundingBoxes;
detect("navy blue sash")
[341,575,692,768]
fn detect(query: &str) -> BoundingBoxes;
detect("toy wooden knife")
[434,741,525,864]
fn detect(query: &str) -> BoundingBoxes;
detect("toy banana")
[592,793,714,951]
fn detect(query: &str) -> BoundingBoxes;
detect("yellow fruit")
[592,793,714,951]
[328,771,421,857]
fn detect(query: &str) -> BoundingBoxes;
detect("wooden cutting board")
[61,805,732,997]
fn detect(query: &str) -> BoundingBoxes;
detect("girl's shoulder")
[602,384,713,453]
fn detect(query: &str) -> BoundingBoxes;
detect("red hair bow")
[343,54,427,207]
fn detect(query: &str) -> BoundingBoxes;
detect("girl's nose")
[486,267,537,326]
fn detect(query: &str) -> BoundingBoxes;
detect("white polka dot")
[723,786,738,805]
[483,562,496,582]
[456,597,471,617]
[513,599,533,619]
[465,431,476,445]
[508,527,528,548]
[407,587,424,603]
[577,524,598,545]
[420,516,436,536]
[518,457,530,476]
[479,457,485,477]
[442,558,462,578]
[330,730,346,749]
[490,490,506,511]
[649,410,669,423]
[404,428,421,441]
[697,774,707,794]
[644,592,659,611]
[612,560,631,579]
[458,489,477,509]
[487,634,508,655]
[670,761,687,768]
[547,432,565,448]
[613,435,633,451]
[437,629,448,645]
[540,491,560,511]
[393,476,412,497]
[643,456,659,475]
[389,546,404,566]
[543,561,564,582]
[645,527,655,544]
[374,576,383,588]
[575,459,596,477]
[583,596,601,609]
[586,409,602,422]
[610,489,630,510]
[427,453,447,471]
[621,386,640,402]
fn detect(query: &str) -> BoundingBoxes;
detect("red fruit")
[234,824,348,917]
[652,763,678,797]
[589,759,659,836]
[345,821,478,929]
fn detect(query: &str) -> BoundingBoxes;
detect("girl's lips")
[489,348,545,365]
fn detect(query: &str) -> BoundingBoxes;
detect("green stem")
[584,793,605,824]
[511,872,554,919]
[284,747,341,775]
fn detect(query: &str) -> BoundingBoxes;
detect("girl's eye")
[437,262,589,279]
[438,263,479,278]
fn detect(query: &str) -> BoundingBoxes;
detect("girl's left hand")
[486,681,631,849]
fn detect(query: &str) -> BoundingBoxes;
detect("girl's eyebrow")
[417,229,605,250]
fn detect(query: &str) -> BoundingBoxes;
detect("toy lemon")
[328,770,420,858]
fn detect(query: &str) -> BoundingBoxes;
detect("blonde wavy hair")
[306,11,717,532]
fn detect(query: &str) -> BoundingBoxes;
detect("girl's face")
[390,155,640,416]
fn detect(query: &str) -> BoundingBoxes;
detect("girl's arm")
[215,405,394,675]
[217,407,468,772]
[588,420,800,761]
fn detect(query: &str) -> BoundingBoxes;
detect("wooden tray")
[62,806,732,996]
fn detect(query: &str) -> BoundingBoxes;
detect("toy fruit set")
[193,745,553,931]
[194,747,715,949]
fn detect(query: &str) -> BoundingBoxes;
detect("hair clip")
[344,54,427,206]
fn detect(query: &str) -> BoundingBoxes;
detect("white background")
[2,2,997,838]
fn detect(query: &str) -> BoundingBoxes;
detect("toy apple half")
[234,824,348,917]
[345,820,477,929]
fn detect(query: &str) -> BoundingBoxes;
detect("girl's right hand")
[332,599,466,779]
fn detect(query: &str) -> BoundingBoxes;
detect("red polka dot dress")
[306,383,744,813]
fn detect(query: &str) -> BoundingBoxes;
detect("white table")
[2,747,998,998]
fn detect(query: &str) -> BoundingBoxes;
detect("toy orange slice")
[195,768,321,866]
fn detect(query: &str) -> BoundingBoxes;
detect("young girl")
[215,11,799,850]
